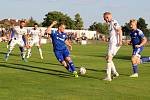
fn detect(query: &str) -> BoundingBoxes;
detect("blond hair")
[130,19,137,24]
[103,12,112,16]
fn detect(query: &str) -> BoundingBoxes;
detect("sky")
[0,0,150,28]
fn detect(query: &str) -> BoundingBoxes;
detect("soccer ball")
[79,67,86,75]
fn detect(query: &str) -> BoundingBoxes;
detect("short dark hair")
[34,23,38,26]
[58,22,65,27]
[20,20,25,23]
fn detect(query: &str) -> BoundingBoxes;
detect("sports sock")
[133,64,138,73]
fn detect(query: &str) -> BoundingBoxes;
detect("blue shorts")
[54,49,70,62]
[132,47,143,58]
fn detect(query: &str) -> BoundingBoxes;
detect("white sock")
[38,48,43,58]
[27,48,31,57]
[111,61,117,74]
[106,62,111,79]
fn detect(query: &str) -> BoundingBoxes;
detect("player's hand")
[68,45,72,51]
[135,45,141,48]
[52,21,57,25]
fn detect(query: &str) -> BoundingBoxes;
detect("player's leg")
[130,48,143,78]
[140,57,150,63]
[5,39,16,61]
[7,39,12,48]
[27,40,33,58]
[130,55,139,77]
[111,46,120,77]
[64,49,78,77]
[36,41,43,59]
[54,50,70,71]
[19,40,27,62]
[104,55,113,81]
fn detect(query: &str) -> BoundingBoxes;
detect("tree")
[74,13,84,30]
[88,22,108,35]
[26,17,37,27]
[42,11,76,29]
[122,23,130,36]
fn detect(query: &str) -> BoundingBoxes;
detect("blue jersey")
[130,29,145,49]
[50,30,67,51]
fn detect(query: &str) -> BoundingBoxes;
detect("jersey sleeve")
[113,20,121,30]
[138,30,145,38]
[50,30,55,37]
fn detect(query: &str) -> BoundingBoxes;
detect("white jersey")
[28,28,41,40]
[108,20,121,44]
[13,27,27,40]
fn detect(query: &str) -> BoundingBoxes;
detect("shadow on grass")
[29,60,61,66]
[0,62,102,80]
[0,63,72,78]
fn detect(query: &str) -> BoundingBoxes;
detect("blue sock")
[65,65,72,72]
[133,64,138,73]
[141,57,150,63]
[68,61,75,72]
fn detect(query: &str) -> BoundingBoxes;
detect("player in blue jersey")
[129,19,149,77]
[46,21,78,78]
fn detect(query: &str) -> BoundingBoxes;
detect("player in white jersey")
[103,12,123,81]
[26,23,43,59]
[5,21,28,62]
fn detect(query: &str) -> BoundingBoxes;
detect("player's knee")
[132,56,139,64]
[65,57,71,62]
[107,56,113,63]
[61,61,67,67]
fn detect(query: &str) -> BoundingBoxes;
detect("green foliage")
[88,22,109,35]
[74,13,84,30]
[26,17,38,27]
[42,11,76,29]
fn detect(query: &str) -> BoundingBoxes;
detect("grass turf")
[0,42,150,100]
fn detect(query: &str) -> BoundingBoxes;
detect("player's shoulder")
[136,29,144,35]
[111,19,120,27]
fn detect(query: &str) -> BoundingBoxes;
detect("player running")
[129,19,148,78]
[5,21,28,62]
[46,21,78,78]
[26,23,43,59]
[103,12,123,81]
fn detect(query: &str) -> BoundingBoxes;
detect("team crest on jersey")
[134,33,137,36]
[63,35,66,38]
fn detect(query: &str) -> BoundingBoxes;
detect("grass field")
[0,42,150,100]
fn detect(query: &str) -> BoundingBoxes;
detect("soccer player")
[46,21,78,78]
[129,19,148,77]
[103,12,123,81]
[26,23,43,59]
[5,21,28,62]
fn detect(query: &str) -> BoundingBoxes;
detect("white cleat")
[41,56,43,59]
[26,55,30,59]
[130,73,138,78]
[103,77,112,81]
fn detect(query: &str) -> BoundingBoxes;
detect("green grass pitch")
[0,42,150,100]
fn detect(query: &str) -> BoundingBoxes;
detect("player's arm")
[116,27,123,46]
[65,39,72,51]
[135,37,147,48]
[46,21,57,34]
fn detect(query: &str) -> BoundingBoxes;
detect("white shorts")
[10,38,25,47]
[28,39,40,47]
[107,43,120,56]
